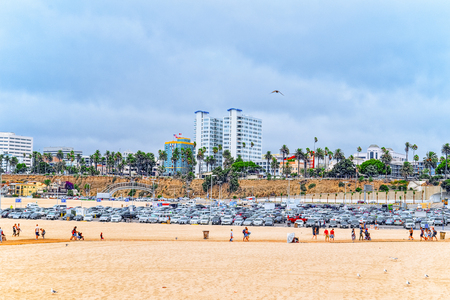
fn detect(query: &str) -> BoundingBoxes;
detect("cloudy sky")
[1,0,450,159]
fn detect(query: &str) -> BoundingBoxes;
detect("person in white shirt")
[35,224,40,240]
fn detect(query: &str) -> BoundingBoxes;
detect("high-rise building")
[164,136,195,175]
[0,132,33,167]
[223,108,262,162]
[194,108,263,176]
[194,111,223,174]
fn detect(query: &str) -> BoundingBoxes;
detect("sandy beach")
[0,218,449,300]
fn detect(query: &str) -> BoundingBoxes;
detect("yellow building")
[15,181,46,197]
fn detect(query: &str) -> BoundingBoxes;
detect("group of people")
[12,224,22,237]
[323,228,335,242]
[69,226,84,241]
[34,224,46,239]
[418,226,438,241]
[242,227,251,242]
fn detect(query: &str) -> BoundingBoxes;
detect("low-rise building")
[14,181,46,197]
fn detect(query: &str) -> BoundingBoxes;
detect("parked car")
[221,217,233,225]
[294,219,305,227]
[99,214,111,222]
[264,218,274,226]
[74,215,84,221]
[110,214,122,222]
[179,216,190,224]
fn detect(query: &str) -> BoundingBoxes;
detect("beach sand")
[1,219,450,299]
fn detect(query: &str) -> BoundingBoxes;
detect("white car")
[221,217,233,225]
[111,214,122,222]
[84,214,94,222]
[200,216,210,225]
[139,215,149,223]
[294,220,305,227]
[171,216,181,224]
[190,216,200,224]
[253,218,264,226]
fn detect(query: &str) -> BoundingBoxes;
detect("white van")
[27,203,39,209]
[186,200,196,206]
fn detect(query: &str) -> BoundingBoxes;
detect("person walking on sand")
[330,229,335,242]
[359,225,364,241]
[41,228,46,239]
[432,227,438,241]
[70,226,77,240]
[351,228,356,243]
[35,224,40,240]
[408,228,414,240]
[0,227,3,243]
[324,229,329,242]
[100,232,104,240]
[17,224,21,237]
[230,229,233,242]
[375,220,379,230]
[12,224,17,237]
[420,227,425,241]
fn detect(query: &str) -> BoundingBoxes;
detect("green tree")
[359,159,386,175]
[315,148,324,169]
[405,142,411,162]
[380,149,393,179]
[294,148,308,178]
[280,145,289,178]
[334,149,345,163]
[365,165,378,177]
[270,157,278,177]
[10,157,18,172]
[442,143,450,179]
[328,159,356,178]
[400,162,413,180]
[423,151,438,177]
[264,151,272,175]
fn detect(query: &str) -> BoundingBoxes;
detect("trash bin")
[66,217,70,221]
[440,232,446,240]
[203,231,209,239]
[287,221,291,227]
[294,223,298,228]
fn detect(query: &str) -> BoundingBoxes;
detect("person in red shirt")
[324,229,329,242]
[330,229,335,241]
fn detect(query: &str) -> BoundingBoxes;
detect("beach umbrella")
[287,233,295,243]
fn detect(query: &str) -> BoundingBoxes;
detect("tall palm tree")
[405,142,411,162]
[10,157,18,173]
[280,145,289,177]
[313,137,318,167]
[442,143,450,179]
[45,153,53,174]
[315,148,324,168]
[212,146,218,169]
[334,149,345,163]
[264,151,272,175]
[0,154,3,173]
[196,148,205,177]
[93,150,101,173]
[357,146,362,165]
[126,153,135,176]
[324,147,330,169]
[294,148,307,178]
[171,148,180,176]
[380,149,392,179]
[4,155,10,173]
[413,154,419,175]
[270,157,278,177]
[423,151,438,177]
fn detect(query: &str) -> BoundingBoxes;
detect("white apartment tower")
[0,132,33,167]
[223,108,262,161]
[194,111,223,174]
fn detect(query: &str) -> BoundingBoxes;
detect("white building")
[194,111,223,174]
[353,144,406,164]
[223,108,262,162]
[0,132,33,167]
[43,147,82,165]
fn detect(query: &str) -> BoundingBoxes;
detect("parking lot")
[1,197,449,231]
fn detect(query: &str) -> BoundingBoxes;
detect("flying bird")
[425,274,429,278]
[51,289,57,294]
[357,274,361,278]
[406,281,410,285]
[384,269,387,273]
[271,90,284,96]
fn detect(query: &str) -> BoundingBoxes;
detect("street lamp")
[343,181,348,204]
[287,178,293,200]
[210,174,217,218]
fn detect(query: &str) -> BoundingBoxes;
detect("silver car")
[111,214,122,222]
[253,218,264,226]
[221,217,233,225]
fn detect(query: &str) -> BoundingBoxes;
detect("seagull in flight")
[406,281,410,285]
[51,288,57,294]
[425,274,429,278]
[389,257,398,261]
[357,273,361,278]
[271,90,284,96]
[384,269,387,273]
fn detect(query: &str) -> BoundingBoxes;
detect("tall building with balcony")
[223,108,262,162]
[0,132,33,167]
[194,111,223,175]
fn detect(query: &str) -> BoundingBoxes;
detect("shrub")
[379,185,389,192]
[338,182,345,188]
[359,176,365,182]
[308,183,316,189]
[12,194,19,197]
[300,184,307,192]
[369,177,373,182]
[266,174,272,180]
[233,195,237,199]
[355,187,362,192]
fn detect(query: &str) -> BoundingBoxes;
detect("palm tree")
[45,153,53,174]
[171,148,180,176]
[405,142,411,162]
[93,150,101,173]
[413,155,419,175]
[334,149,345,163]
[270,157,278,177]
[0,154,3,173]
[313,137,318,167]
[280,145,289,177]
[357,146,362,165]
[196,148,205,177]
[294,148,307,178]
[126,153,135,176]
[442,143,450,179]
[264,151,272,175]
[324,147,330,169]
[212,146,218,170]
[423,151,438,177]
[4,155,10,173]
[315,148,324,169]
[400,162,414,180]
[10,157,18,173]
[380,149,392,179]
